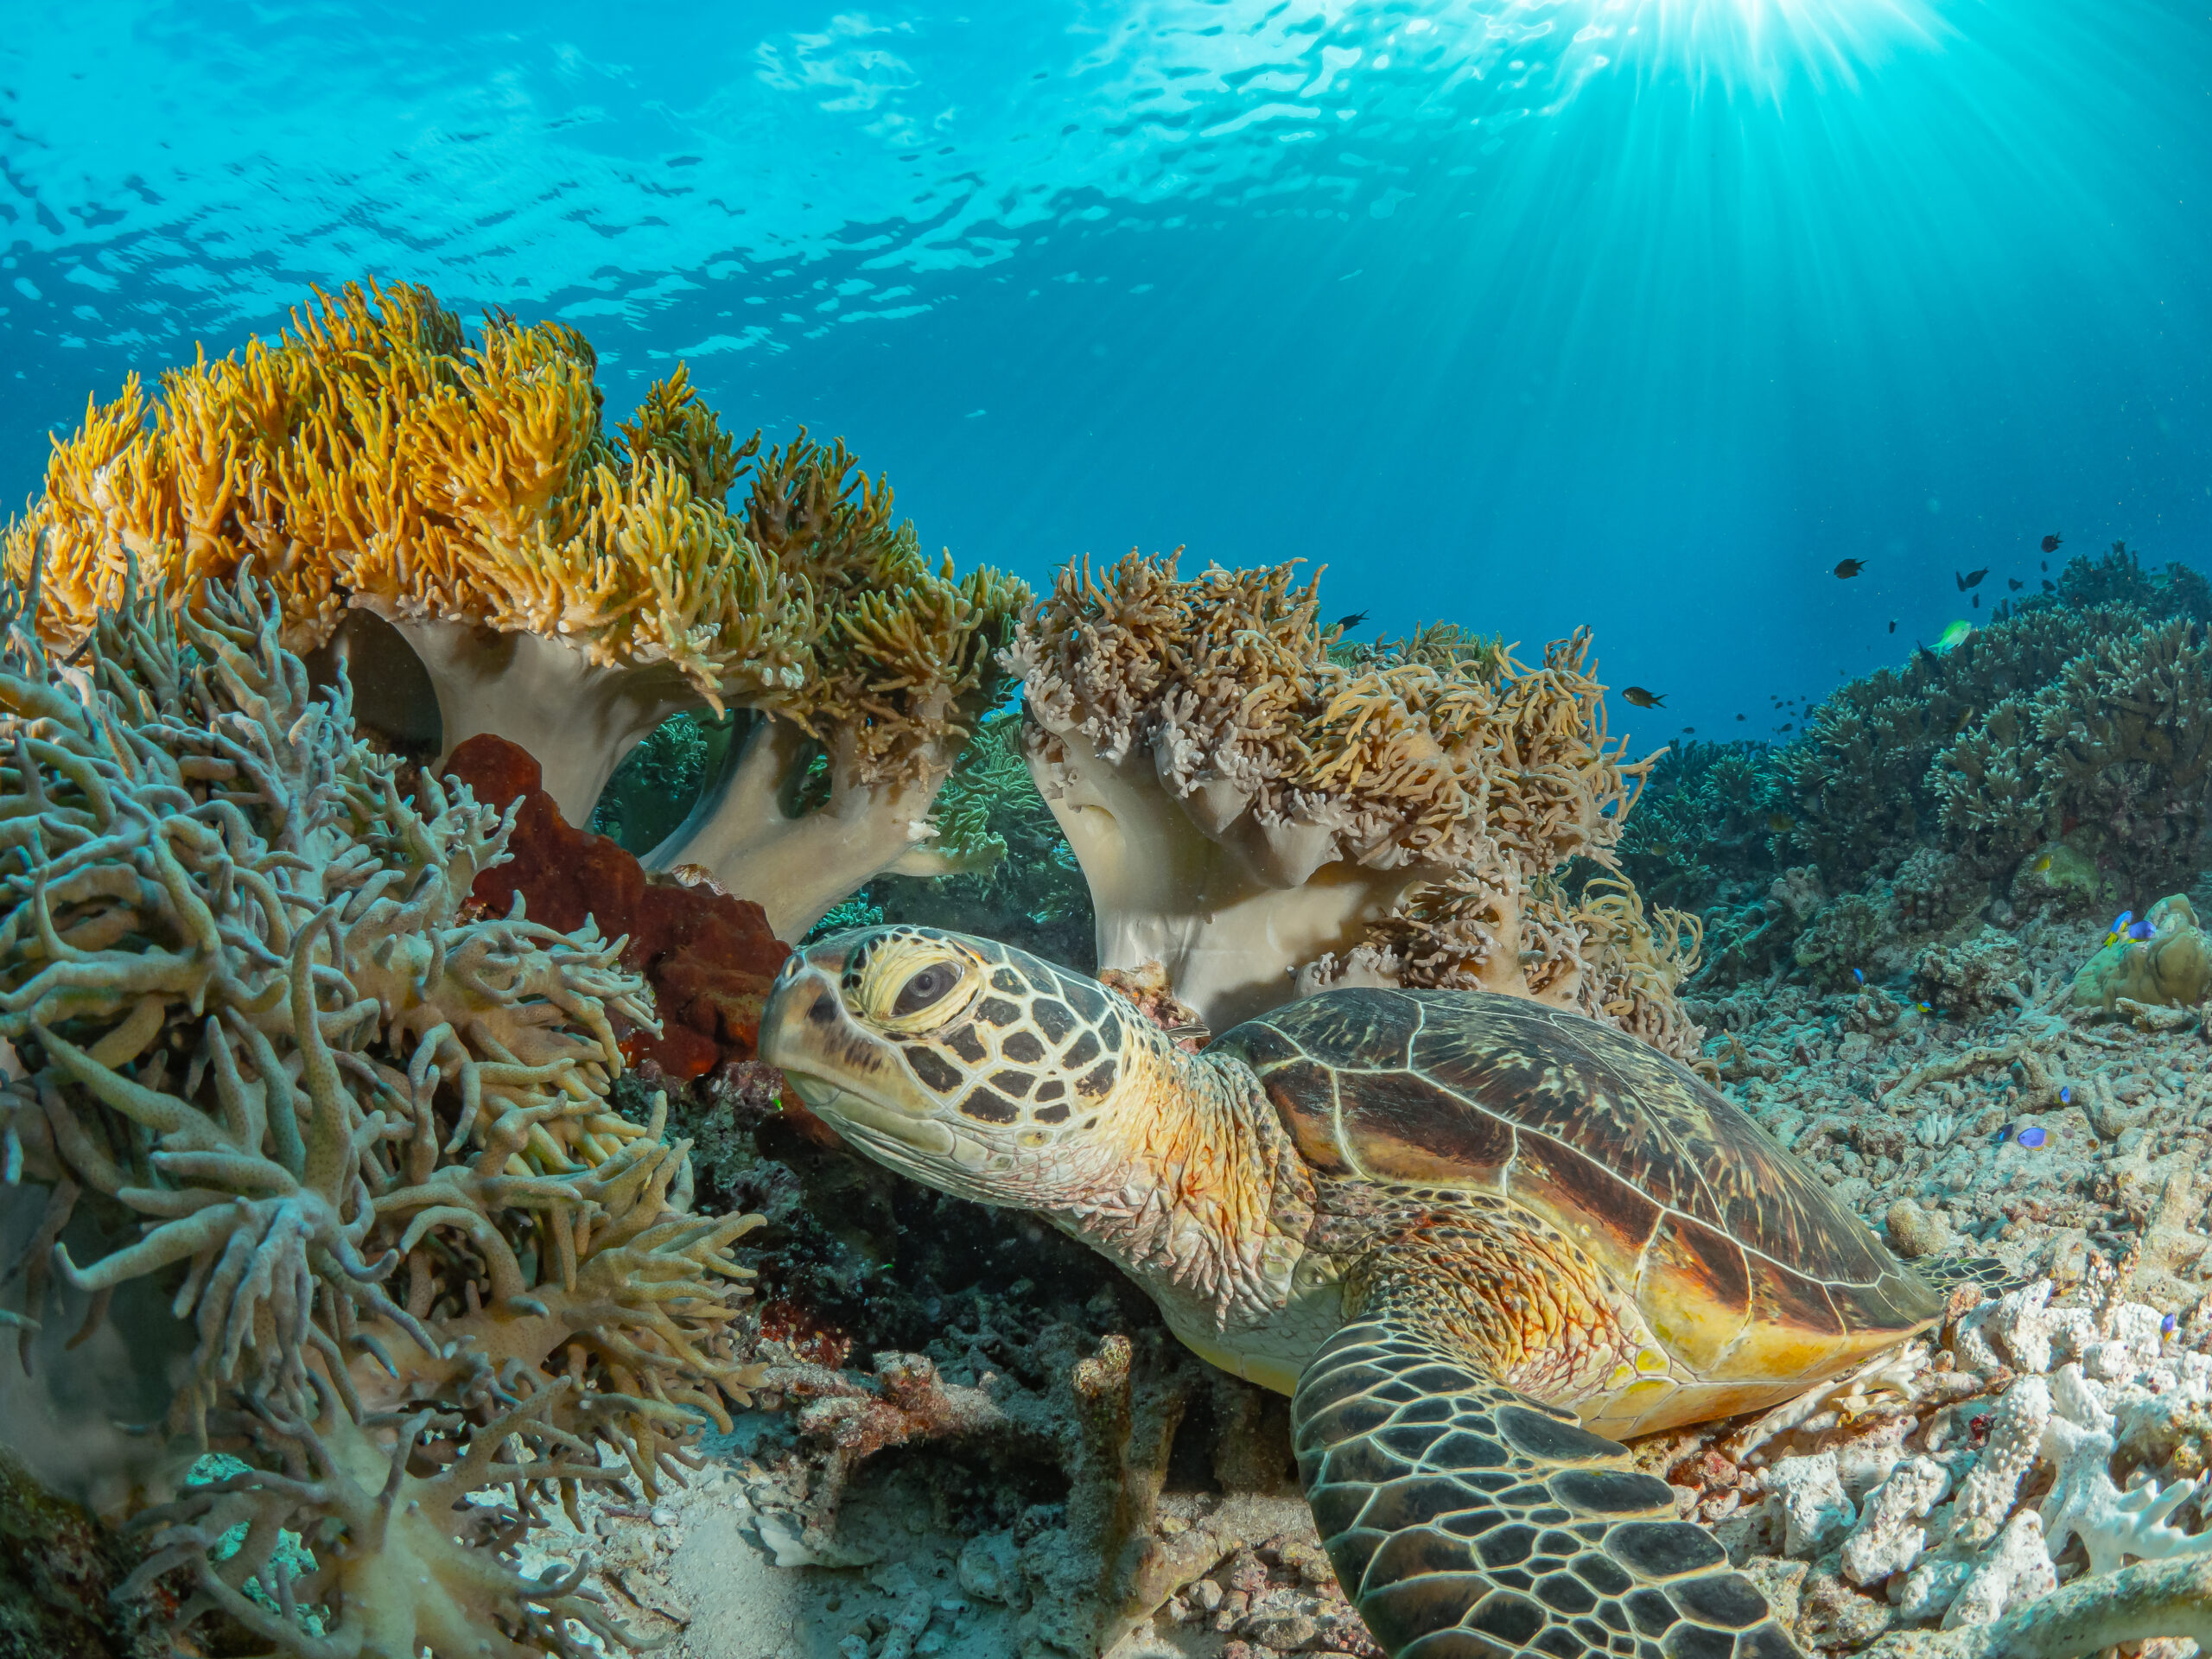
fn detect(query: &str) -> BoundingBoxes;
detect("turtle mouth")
[783,1070,965,1162]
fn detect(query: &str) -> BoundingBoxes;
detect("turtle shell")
[1211,988,1941,1391]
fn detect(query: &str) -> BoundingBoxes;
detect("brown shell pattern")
[1212,988,1941,1352]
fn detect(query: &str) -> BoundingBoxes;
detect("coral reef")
[4,282,1029,939]
[1778,600,2149,885]
[0,565,766,1656]
[1011,551,1700,1047]
[1618,739,1788,913]
[1623,566,2212,1014]
[2052,542,2212,622]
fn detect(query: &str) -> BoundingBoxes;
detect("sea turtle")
[760,926,1961,1659]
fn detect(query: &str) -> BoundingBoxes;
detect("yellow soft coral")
[642,435,1029,937]
[7,282,1029,929]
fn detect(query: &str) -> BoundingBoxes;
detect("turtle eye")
[893,963,958,1018]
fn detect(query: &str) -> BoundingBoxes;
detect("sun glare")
[1590,0,1944,94]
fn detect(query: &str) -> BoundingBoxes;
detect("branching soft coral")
[0,563,766,1656]
[644,433,1028,938]
[1010,550,1697,1046]
[2,283,813,828]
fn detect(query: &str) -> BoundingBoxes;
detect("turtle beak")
[758,950,947,1142]
[759,952,855,1080]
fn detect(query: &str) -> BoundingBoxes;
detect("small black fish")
[1778,722,1795,733]
[1736,713,1746,721]
[2007,577,2024,591]
[1888,620,1897,633]
[1622,686,1665,709]
[1682,726,1695,734]
[2042,579,2056,593]
[1330,610,1369,633]
[1973,593,1981,608]
[1834,558,1866,579]
[1955,567,1989,591]
[2041,559,2049,571]
[2041,532,2062,554]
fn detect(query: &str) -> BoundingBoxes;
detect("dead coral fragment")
[1013,551,1697,1045]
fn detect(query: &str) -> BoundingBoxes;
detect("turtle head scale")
[759,925,1162,1210]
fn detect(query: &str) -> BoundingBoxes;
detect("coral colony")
[2,282,2211,1659]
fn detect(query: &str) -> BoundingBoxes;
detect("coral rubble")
[0,565,766,1657]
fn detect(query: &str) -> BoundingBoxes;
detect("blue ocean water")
[1,0,2207,742]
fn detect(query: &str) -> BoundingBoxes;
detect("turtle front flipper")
[1293,1292,1802,1659]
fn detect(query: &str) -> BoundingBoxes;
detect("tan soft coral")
[644,433,1029,938]
[0,563,764,1656]
[1010,550,1698,1046]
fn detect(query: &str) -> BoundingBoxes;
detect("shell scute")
[1323,1067,1516,1188]
[1217,987,1942,1347]
[1642,1213,1752,1370]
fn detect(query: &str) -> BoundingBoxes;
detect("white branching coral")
[0,561,766,1656]
[1747,1274,2212,1657]
[1010,551,1701,1046]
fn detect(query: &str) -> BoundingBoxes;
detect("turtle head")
[760,925,1142,1207]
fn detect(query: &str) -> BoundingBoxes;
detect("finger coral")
[6,285,1029,940]
[0,562,766,1656]
[1009,550,1699,1046]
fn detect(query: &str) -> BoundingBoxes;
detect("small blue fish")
[2128,920,2155,941]
[1916,1000,1934,1014]
[2017,1126,2046,1148]
[1852,968,1864,985]
[2060,1086,2073,1104]
[2103,909,2137,948]
[2164,1313,2181,1335]
[1994,1122,2015,1145]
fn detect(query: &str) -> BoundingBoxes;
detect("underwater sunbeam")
[1595,0,1942,92]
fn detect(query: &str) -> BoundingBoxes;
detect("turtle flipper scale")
[1293,1311,1804,1659]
